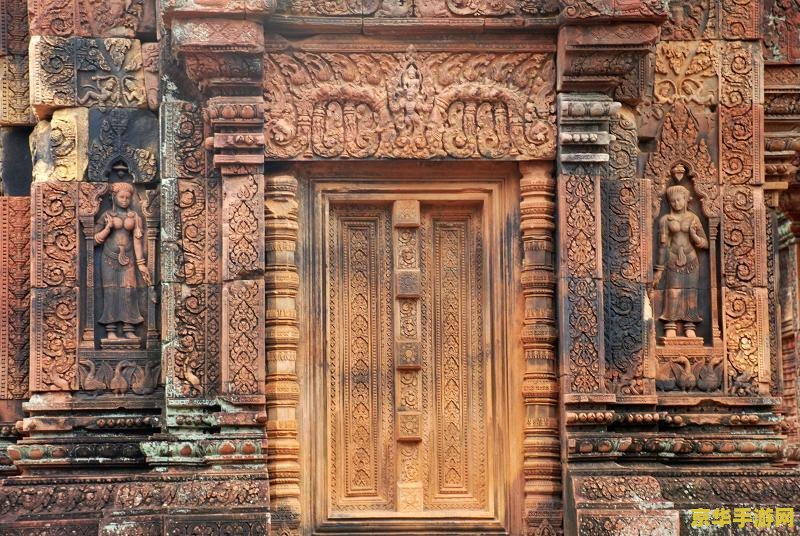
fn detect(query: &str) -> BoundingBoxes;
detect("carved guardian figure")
[653,168,709,338]
[94,180,151,341]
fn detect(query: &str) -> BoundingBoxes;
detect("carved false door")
[313,182,508,534]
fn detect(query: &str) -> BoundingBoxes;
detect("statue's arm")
[94,211,112,244]
[690,215,709,249]
[133,213,145,265]
[653,216,668,288]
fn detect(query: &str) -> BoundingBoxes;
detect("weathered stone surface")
[2,0,799,533]
[0,128,32,195]
[30,108,89,182]
[29,36,146,118]
[28,0,152,38]
[87,108,158,183]
[0,55,35,126]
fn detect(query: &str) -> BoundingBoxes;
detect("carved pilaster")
[557,94,618,403]
[264,173,300,535]
[765,64,800,462]
[519,162,561,535]
[0,197,30,474]
[603,108,653,399]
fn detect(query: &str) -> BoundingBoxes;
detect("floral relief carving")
[0,198,31,401]
[655,41,719,106]
[264,46,555,160]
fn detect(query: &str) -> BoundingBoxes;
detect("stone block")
[0,128,33,195]
[87,108,158,183]
[30,108,89,182]
[30,36,146,118]
[28,0,151,38]
[0,55,35,126]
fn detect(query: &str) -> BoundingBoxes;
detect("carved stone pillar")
[264,173,300,534]
[519,162,561,534]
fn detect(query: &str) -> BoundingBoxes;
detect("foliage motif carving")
[264,47,555,160]
[32,182,79,288]
[223,280,263,396]
[0,0,29,56]
[30,37,146,115]
[161,101,205,180]
[283,0,534,17]
[327,204,395,510]
[162,177,221,285]
[603,110,649,395]
[28,0,147,38]
[654,41,718,106]
[163,284,220,398]
[564,169,602,393]
[32,287,79,391]
[0,197,30,401]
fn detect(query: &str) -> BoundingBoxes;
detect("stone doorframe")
[294,162,522,534]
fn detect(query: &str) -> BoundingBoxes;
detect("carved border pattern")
[603,110,650,396]
[0,197,30,400]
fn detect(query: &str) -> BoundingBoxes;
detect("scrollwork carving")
[264,46,555,160]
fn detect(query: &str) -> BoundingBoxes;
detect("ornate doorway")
[300,165,519,534]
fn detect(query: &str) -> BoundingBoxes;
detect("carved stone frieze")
[162,283,220,399]
[171,19,264,93]
[29,36,147,118]
[32,181,79,288]
[558,95,620,398]
[0,196,30,396]
[263,39,555,160]
[278,0,552,17]
[603,108,651,397]
[0,197,30,472]
[27,0,150,38]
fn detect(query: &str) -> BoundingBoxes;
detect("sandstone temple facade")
[0,0,799,534]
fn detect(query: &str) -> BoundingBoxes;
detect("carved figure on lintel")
[94,178,151,347]
[653,164,709,339]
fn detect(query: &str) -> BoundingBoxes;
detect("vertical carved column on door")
[0,197,30,474]
[264,172,301,535]
[392,199,424,511]
[519,162,561,534]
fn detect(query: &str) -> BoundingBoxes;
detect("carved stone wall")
[0,0,799,534]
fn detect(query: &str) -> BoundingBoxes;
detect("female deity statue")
[653,167,709,339]
[94,181,151,340]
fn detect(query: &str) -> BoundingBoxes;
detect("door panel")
[311,179,510,534]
